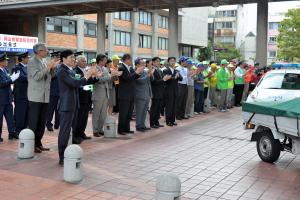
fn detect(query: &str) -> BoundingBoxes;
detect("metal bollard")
[155,173,181,200]
[18,129,35,159]
[104,115,117,138]
[64,144,83,183]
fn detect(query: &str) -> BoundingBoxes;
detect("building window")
[139,34,152,48]
[216,10,237,18]
[85,52,97,64]
[269,36,277,44]
[215,36,235,43]
[269,50,277,57]
[215,22,233,29]
[158,37,168,50]
[114,11,131,21]
[46,17,76,34]
[84,23,96,36]
[158,15,168,29]
[182,46,192,57]
[139,11,152,26]
[114,30,131,46]
[269,22,280,30]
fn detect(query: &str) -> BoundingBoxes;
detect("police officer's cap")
[0,53,9,61]
[16,51,29,58]
[74,51,83,57]
[50,51,61,57]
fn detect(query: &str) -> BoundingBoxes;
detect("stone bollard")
[104,115,117,138]
[155,173,181,200]
[64,144,83,183]
[18,129,35,159]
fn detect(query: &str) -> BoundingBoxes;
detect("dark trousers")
[46,96,60,129]
[165,95,177,124]
[234,84,244,106]
[73,103,90,138]
[15,99,28,133]
[118,99,134,132]
[194,89,204,113]
[58,111,74,161]
[204,87,209,99]
[176,84,188,118]
[150,98,163,126]
[28,101,48,147]
[0,103,15,137]
[113,84,119,113]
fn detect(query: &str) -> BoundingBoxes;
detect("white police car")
[247,69,300,103]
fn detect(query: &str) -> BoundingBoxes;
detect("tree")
[277,8,300,62]
[197,40,213,62]
[214,44,241,62]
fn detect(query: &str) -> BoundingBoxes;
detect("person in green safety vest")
[216,59,229,112]
[226,64,235,108]
[233,61,246,106]
[202,60,212,99]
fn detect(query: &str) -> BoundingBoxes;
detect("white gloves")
[11,71,20,82]
[83,85,93,91]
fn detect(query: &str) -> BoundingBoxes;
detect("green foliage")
[215,44,241,62]
[197,40,213,61]
[277,8,300,62]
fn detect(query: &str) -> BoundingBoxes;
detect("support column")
[131,11,139,60]
[152,11,158,57]
[168,5,179,58]
[37,15,46,43]
[97,10,106,54]
[256,0,268,67]
[77,15,85,51]
[108,13,114,58]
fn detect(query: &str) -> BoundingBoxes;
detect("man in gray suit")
[27,43,58,153]
[92,54,111,137]
[134,58,152,132]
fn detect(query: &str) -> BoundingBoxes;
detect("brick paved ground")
[0,108,300,200]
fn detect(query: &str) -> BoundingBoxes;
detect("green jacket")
[217,67,228,90]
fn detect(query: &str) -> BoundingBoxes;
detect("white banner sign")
[0,34,38,53]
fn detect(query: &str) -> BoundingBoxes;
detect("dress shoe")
[39,146,50,151]
[0,137,3,142]
[166,122,173,127]
[124,130,134,134]
[54,126,59,130]
[99,132,104,136]
[81,134,92,140]
[35,147,42,153]
[118,132,127,135]
[172,122,178,126]
[151,125,159,129]
[136,128,145,132]
[59,160,64,166]
[157,124,164,128]
[176,117,183,120]
[73,137,82,144]
[93,132,101,137]
[143,127,151,131]
[183,116,189,119]
[47,127,54,132]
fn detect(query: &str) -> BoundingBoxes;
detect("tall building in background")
[45,8,208,62]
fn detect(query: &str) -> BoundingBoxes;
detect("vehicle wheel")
[256,131,281,163]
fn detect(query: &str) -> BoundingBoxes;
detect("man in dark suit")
[150,57,170,129]
[57,50,100,165]
[118,54,143,135]
[13,52,30,134]
[46,52,61,132]
[0,53,20,142]
[163,57,182,127]
[73,55,98,142]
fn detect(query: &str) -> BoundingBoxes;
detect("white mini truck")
[242,98,300,163]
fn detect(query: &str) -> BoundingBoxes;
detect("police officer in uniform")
[0,53,20,142]
[13,52,30,134]
[46,51,61,131]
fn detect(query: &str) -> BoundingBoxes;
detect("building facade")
[45,8,208,62]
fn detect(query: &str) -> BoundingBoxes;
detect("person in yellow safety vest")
[209,63,218,107]
[202,60,212,99]
[226,64,235,109]
[216,59,230,112]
